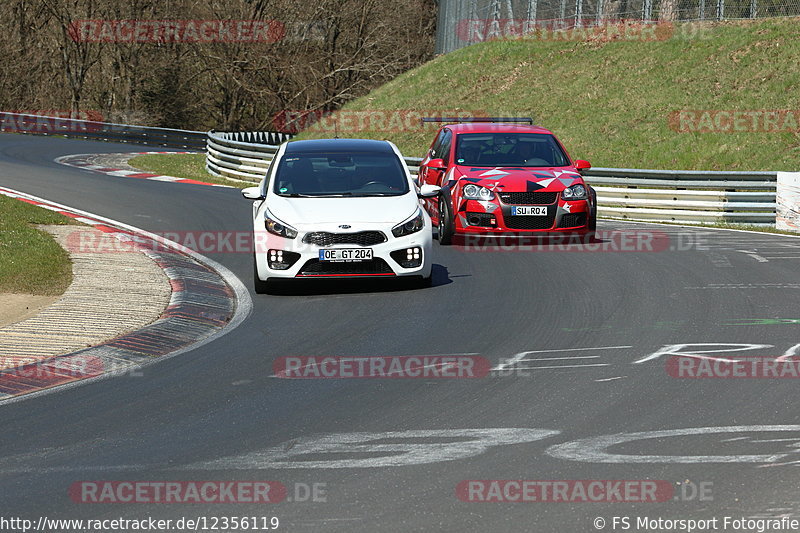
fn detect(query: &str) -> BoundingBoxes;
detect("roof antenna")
[334,112,339,139]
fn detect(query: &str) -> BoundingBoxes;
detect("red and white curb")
[0,186,252,404]
[54,151,234,188]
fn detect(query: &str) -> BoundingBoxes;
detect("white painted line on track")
[515,364,611,370]
[547,425,800,464]
[776,344,800,362]
[594,376,626,382]
[515,355,601,362]
[492,345,633,371]
[737,250,769,262]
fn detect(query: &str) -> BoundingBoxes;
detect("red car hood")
[453,165,584,192]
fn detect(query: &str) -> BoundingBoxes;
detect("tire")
[253,254,271,294]
[587,186,598,242]
[437,190,455,246]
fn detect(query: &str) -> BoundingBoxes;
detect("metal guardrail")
[206,130,778,225]
[0,111,207,149]
[584,167,777,224]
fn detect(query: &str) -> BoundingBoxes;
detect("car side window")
[263,154,279,193]
[430,130,445,158]
[439,129,453,166]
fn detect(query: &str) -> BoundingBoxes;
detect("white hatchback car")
[242,138,440,293]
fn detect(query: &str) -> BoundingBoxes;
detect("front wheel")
[437,190,455,246]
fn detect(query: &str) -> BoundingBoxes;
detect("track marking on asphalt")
[191,428,561,469]
[547,426,800,464]
[633,343,773,365]
[515,355,601,361]
[8,425,800,473]
[776,344,800,361]
[492,345,633,371]
[737,250,769,263]
[594,376,627,382]
[514,363,610,370]
[708,252,733,267]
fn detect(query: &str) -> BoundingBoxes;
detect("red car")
[417,118,597,244]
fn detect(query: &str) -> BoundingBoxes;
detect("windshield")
[273,151,410,197]
[455,133,570,167]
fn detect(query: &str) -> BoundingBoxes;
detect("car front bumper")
[453,198,591,234]
[254,225,432,281]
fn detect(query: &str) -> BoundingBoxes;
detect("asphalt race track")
[2,132,800,532]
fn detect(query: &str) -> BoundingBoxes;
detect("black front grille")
[298,258,394,276]
[558,213,587,228]
[303,231,386,247]
[505,215,556,230]
[499,192,559,205]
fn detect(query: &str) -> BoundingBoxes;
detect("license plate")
[511,206,548,216]
[319,248,373,262]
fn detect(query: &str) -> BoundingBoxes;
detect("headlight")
[392,208,425,238]
[562,184,588,200]
[264,211,298,239]
[462,183,495,200]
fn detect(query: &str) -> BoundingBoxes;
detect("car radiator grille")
[499,192,559,205]
[504,214,557,230]
[303,231,387,247]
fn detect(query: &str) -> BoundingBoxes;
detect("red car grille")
[499,192,559,205]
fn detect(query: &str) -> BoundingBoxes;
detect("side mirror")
[242,186,264,200]
[574,160,591,171]
[426,158,446,171]
[418,184,441,198]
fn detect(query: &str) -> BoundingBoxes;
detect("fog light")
[391,247,423,268]
[267,249,300,270]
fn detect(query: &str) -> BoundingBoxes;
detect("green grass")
[128,153,252,188]
[296,18,800,171]
[0,195,78,295]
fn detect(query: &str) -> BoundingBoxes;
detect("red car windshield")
[454,133,570,167]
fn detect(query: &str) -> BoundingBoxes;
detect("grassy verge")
[128,153,254,188]
[296,18,800,171]
[0,195,79,295]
